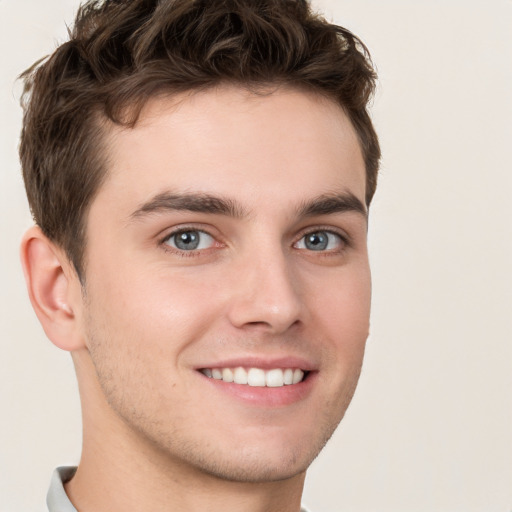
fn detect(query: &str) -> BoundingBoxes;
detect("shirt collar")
[46,466,78,512]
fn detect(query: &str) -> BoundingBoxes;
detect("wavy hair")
[20,0,380,277]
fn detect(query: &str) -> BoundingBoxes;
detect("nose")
[226,249,303,334]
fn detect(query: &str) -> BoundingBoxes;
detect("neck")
[66,351,306,512]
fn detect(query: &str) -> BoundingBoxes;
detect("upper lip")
[194,355,317,372]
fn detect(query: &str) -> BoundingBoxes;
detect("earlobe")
[20,226,85,351]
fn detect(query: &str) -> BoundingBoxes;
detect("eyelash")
[296,227,350,253]
[158,226,351,257]
[159,227,219,257]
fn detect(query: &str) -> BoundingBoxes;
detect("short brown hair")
[20,0,380,279]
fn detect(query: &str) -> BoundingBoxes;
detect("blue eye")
[296,231,343,251]
[164,230,214,251]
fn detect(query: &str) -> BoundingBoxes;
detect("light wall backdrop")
[1,1,511,511]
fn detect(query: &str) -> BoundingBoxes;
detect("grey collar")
[46,466,78,512]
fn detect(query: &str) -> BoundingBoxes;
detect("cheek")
[81,269,212,415]
[85,264,222,353]
[311,263,371,357]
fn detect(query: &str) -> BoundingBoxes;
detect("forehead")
[94,85,366,219]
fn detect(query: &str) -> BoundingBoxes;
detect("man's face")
[78,86,371,482]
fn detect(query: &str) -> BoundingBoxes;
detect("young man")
[19,0,380,510]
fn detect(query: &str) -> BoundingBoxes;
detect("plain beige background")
[1,0,511,510]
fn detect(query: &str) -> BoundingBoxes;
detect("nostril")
[242,318,301,333]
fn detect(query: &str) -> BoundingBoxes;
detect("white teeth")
[266,368,284,387]
[201,367,306,387]
[292,369,304,384]
[222,368,234,383]
[247,368,266,387]
[233,367,248,385]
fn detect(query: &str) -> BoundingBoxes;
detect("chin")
[187,448,314,484]
[156,420,338,484]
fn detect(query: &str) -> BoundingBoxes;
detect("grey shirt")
[47,466,311,512]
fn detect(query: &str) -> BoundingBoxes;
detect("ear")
[20,226,86,351]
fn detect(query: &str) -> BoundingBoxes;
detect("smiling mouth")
[199,367,307,387]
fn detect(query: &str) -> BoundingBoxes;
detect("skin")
[22,85,371,512]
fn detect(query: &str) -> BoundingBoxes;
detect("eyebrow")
[129,192,248,220]
[129,190,367,222]
[297,192,367,219]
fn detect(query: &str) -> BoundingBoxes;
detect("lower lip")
[199,372,317,408]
